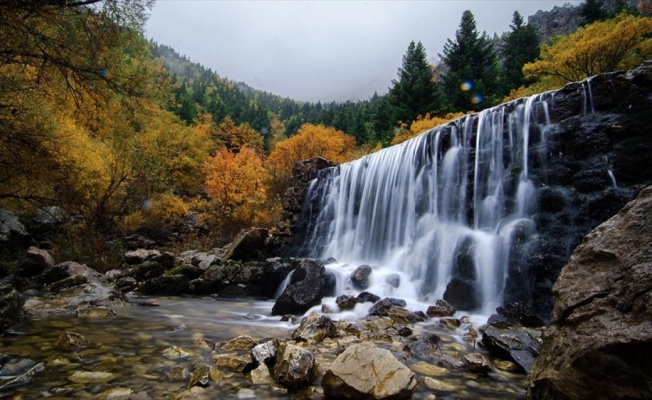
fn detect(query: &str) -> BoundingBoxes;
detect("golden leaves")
[523,14,652,88]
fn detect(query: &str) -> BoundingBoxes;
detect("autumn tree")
[267,117,287,152]
[0,0,155,207]
[502,11,540,91]
[212,116,264,154]
[204,147,276,234]
[391,112,465,146]
[388,41,439,127]
[440,10,500,112]
[266,124,357,198]
[523,14,652,87]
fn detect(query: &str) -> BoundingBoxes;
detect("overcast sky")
[146,1,582,103]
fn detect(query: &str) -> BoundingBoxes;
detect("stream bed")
[0,296,527,399]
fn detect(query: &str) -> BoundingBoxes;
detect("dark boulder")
[115,277,138,293]
[216,284,252,299]
[368,297,406,316]
[482,326,541,373]
[17,247,54,278]
[426,299,456,318]
[262,258,292,298]
[174,265,203,280]
[350,264,372,290]
[0,210,28,258]
[527,186,652,400]
[443,237,480,311]
[126,261,165,281]
[124,249,162,265]
[0,284,24,333]
[41,261,103,287]
[271,258,335,316]
[357,291,381,304]
[487,302,545,328]
[138,275,189,296]
[218,227,269,262]
[336,295,357,311]
[187,278,215,296]
[443,278,479,311]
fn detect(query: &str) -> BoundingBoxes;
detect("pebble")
[237,388,256,399]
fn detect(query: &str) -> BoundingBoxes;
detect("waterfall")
[301,93,552,314]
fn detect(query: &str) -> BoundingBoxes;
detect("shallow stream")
[0,296,526,399]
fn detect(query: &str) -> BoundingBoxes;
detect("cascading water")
[300,93,553,315]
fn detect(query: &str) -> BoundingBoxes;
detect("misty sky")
[146,1,582,103]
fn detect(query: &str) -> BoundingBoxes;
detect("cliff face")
[507,61,652,319]
[281,61,652,322]
[527,185,652,400]
[528,4,583,44]
[527,0,641,44]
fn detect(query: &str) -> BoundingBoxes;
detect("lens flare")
[471,93,484,104]
[460,80,473,91]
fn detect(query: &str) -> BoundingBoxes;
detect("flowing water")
[0,297,526,399]
[301,93,553,314]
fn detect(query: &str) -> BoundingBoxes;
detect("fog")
[146,1,582,102]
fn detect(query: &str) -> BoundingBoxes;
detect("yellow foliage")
[267,123,357,174]
[135,103,211,194]
[391,113,465,145]
[213,116,264,154]
[523,14,652,89]
[267,117,287,152]
[147,192,189,225]
[204,147,276,232]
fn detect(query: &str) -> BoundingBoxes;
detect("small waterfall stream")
[300,93,553,314]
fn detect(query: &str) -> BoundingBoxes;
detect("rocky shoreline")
[0,225,540,398]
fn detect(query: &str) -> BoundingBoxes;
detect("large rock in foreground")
[271,258,335,315]
[527,186,652,400]
[321,341,417,400]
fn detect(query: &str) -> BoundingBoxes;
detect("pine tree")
[581,0,609,25]
[388,41,439,126]
[440,10,500,112]
[502,11,541,91]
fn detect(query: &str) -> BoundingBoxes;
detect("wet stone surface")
[0,296,528,399]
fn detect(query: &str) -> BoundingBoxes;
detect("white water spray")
[302,94,552,314]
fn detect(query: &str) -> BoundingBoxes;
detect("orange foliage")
[213,116,264,154]
[204,147,277,232]
[267,123,356,174]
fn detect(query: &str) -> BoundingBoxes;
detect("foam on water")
[300,93,553,315]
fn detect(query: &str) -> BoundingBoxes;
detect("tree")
[502,11,540,91]
[391,112,465,146]
[0,0,155,207]
[204,147,275,233]
[523,14,652,86]
[266,124,357,198]
[212,116,264,154]
[388,41,439,126]
[581,0,610,25]
[440,10,500,112]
